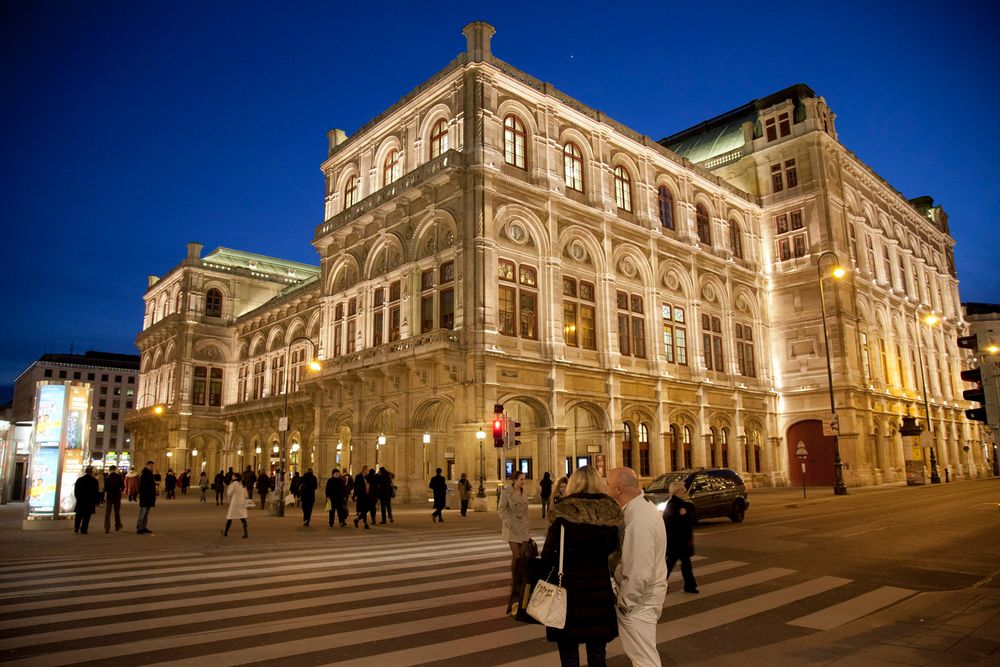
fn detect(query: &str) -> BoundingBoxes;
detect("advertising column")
[24,381,93,528]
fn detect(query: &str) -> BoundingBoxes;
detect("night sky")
[2,1,997,400]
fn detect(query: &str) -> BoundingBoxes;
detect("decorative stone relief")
[664,271,680,292]
[619,256,636,279]
[701,283,717,303]
[569,240,587,263]
[508,222,526,244]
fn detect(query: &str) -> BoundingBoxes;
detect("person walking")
[300,467,318,526]
[180,469,191,495]
[429,467,448,522]
[255,469,271,510]
[103,465,125,532]
[124,467,140,502]
[95,468,106,506]
[243,466,256,502]
[222,472,249,538]
[457,472,473,517]
[607,467,668,667]
[326,469,348,527]
[539,471,553,518]
[198,471,209,503]
[352,465,370,529]
[213,470,225,505]
[542,465,623,667]
[289,471,301,508]
[73,466,100,534]
[164,469,177,500]
[664,481,698,594]
[367,467,380,524]
[377,466,395,524]
[136,461,156,534]
[498,470,531,615]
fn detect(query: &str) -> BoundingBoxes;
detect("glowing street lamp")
[476,427,487,499]
[817,251,847,495]
[915,309,943,484]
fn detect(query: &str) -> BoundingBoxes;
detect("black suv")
[644,468,750,523]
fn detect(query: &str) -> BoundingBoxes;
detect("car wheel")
[729,501,745,523]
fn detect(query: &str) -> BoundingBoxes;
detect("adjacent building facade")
[125,22,993,501]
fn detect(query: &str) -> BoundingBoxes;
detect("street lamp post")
[915,311,942,484]
[817,251,848,495]
[476,427,487,499]
[795,441,808,499]
[275,336,321,517]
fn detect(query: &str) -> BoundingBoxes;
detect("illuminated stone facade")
[126,22,991,500]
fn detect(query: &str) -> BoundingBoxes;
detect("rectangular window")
[779,239,792,261]
[785,159,797,188]
[421,295,434,333]
[346,320,356,354]
[192,366,207,406]
[702,314,724,372]
[580,304,596,350]
[794,235,807,258]
[99,399,106,407]
[518,458,533,480]
[765,117,777,142]
[373,311,384,346]
[499,285,516,336]
[73,371,81,380]
[790,210,803,230]
[563,302,578,347]
[736,323,756,377]
[87,372,95,381]
[333,323,342,357]
[631,316,646,359]
[771,164,783,193]
[617,313,631,356]
[209,368,223,406]
[860,332,872,381]
[776,214,788,234]
[519,291,537,339]
[778,112,791,137]
[389,306,400,342]
[616,291,644,358]
[440,288,454,329]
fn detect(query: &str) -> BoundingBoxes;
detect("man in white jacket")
[608,467,668,667]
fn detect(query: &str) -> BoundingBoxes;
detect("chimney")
[462,21,495,62]
[327,128,348,156]
[187,242,203,260]
[147,275,160,288]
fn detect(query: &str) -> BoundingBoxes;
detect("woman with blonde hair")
[541,465,623,666]
[498,470,531,615]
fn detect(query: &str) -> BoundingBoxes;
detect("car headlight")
[655,501,667,512]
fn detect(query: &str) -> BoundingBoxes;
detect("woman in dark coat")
[299,468,318,526]
[352,466,370,529]
[664,480,698,593]
[164,470,177,499]
[541,465,623,667]
[367,467,380,524]
[377,467,395,524]
[255,470,271,510]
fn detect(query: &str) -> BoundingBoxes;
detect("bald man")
[607,467,667,667]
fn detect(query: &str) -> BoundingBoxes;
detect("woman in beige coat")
[222,472,249,538]
[498,470,531,614]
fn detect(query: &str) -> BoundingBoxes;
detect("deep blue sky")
[2,1,998,400]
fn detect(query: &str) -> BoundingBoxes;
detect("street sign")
[278,417,288,432]
[822,415,840,436]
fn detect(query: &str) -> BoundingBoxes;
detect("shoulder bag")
[526,524,567,628]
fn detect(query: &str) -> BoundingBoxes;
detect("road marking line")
[787,585,916,630]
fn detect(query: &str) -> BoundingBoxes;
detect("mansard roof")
[200,247,319,281]
[659,84,816,165]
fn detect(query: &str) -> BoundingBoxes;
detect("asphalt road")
[0,480,997,665]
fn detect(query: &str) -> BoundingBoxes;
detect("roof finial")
[463,21,495,62]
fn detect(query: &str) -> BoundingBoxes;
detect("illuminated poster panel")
[28,447,59,514]
[65,385,90,450]
[59,450,83,513]
[35,385,66,445]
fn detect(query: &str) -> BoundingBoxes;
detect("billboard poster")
[105,452,118,468]
[59,450,84,513]
[28,447,60,515]
[35,384,66,445]
[65,385,90,450]
[119,452,131,471]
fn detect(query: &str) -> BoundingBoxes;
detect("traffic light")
[511,421,522,447]
[957,334,979,351]
[961,367,988,423]
[493,417,505,447]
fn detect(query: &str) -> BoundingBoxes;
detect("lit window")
[614,166,632,212]
[729,220,743,259]
[622,423,633,469]
[563,277,597,350]
[205,289,223,318]
[497,259,537,339]
[702,313,724,372]
[662,303,687,365]
[616,291,645,358]
[383,149,401,186]
[344,175,359,208]
[503,115,526,169]
[430,119,448,158]
[563,142,583,191]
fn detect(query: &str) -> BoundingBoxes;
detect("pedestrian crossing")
[0,532,916,666]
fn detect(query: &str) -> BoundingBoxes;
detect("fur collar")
[551,493,623,527]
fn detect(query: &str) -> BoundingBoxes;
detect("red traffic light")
[493,419,503,436]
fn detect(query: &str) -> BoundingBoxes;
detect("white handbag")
[526,524,567,629]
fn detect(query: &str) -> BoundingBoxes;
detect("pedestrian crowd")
[72,459,689,665]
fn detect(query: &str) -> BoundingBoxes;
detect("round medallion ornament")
[570,241,586,262]
[509,223,526,244]
[620,257,636,278]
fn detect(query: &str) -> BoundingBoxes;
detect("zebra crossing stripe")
[787,585,916,630]
[0,540,509,599]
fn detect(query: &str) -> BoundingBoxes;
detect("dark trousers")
[301,499,315,525]
[215,488,224,504]
[667,553,698,591]
[259,491,268,509]
[432,505,444,520]
[104,497,122,532]
[557,641,607,667]
[136,506,151,531]
[354,499,368,526]
[460,499,470,516]
[329,501,347,525]
[369,497,377,522]
[379,498,393,523]
[74,510,93,534]
[541,497,551,518]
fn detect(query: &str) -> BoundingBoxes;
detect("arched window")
[205,289,223,318]
[174,291,183,314]
[720,427,730,468]
[729,220,743,259]
[638,423,650,476]
[669,425,679,471]
[503,115,526,169]
[696,204,711,245]
[563,142,583,191]
[430,119,448,159]
[657,186,674,229]
[709,427,718,467]
[622,423,633,469]
[343,175,359,209]
[383,149,401,186]
[614,165,632,212]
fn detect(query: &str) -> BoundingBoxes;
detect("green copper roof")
[201,247,319,280]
